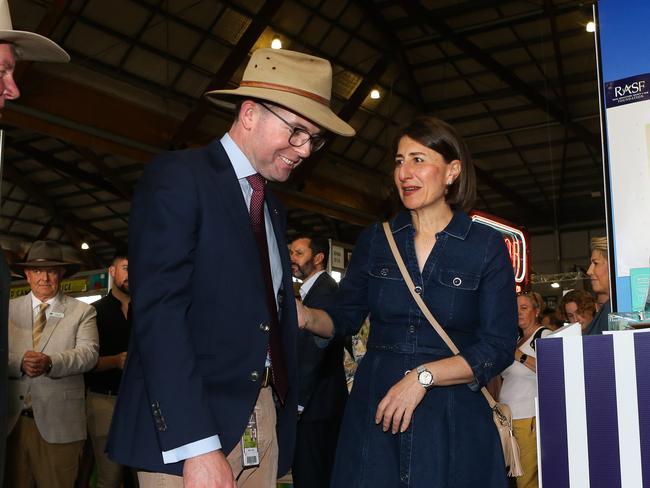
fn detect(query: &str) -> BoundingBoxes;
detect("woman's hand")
[375,370,427,434]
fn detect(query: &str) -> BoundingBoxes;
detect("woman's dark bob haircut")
[394,116,476,211]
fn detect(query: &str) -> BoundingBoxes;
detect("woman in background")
[586,237,610,334]
[499,292,551,488]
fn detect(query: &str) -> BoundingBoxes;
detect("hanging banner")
[597,0,650,311]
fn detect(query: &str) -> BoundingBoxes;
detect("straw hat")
[0,0,69,62]
[205,48,355,137]
[12,240,80,278]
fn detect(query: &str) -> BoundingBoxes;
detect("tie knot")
[247,173,266,192]
[39,303,49,312]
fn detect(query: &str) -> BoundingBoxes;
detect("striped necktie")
[246,173,289,403]
[32,303,49,348]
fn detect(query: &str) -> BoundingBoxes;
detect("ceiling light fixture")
[271,37,282,49]
[586,21,596,33]
[81,242,90,250]
[370,89,380,100]
[551,282,560,289]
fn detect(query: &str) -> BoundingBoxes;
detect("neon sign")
[470,211,529,292]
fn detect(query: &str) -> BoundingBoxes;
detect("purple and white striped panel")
[536,332,650,488]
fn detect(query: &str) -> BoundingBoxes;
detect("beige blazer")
[8,292,99,443]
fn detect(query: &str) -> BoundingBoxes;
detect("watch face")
[418,370,433,387]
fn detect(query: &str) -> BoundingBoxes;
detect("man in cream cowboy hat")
[6,241,98,488]
[108,48,354,488]
[0,2,69,485]
[0,0,69,112]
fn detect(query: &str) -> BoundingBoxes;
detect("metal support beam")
[170,0,285,148]
[2,163,107,266]
[9,138,125,199]
[72,145,133,200]
[290,55,392,187]
[356,0,423,107]
[401,1,599,150]
[14,0,74,84]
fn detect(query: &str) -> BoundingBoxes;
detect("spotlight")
[81,242,90,250]
[586,21,596,33]
[370,89,380,100]
[271,37,282,49]
[551,282,560,289]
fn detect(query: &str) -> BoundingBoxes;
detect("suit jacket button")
[259,322,270,332]
[250,371,260,382]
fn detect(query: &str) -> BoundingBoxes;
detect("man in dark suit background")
[107,48,354,488]
[290,235,348,488]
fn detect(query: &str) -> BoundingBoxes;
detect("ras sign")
[605,73,650,108]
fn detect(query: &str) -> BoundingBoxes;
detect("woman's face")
[587,249,609,297]
[517,295,538,330]
[563,301,594,332]
[394,136,460,212]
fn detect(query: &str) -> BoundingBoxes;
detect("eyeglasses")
[259,103,326,152]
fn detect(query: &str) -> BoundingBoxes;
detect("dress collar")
[388,208,472,240]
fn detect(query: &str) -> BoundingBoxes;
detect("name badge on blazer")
[50,312,64,318]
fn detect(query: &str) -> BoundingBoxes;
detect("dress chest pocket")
[368,263,407,320]
[438,269,480,291]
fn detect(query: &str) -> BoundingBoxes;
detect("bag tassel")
[493,403,524,478]
[505,428,523,477]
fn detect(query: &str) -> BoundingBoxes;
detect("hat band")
[239,81,330,107]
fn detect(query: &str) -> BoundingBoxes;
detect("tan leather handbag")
[382,222,523,477]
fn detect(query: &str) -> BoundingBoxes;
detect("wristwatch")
[519,353,528,364]
[416,365,435,390]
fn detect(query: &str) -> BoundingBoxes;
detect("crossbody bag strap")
[382,222,498,409]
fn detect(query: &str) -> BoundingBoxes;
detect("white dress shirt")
[299,270,325,300]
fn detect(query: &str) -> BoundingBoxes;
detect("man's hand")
[116,351,127,369]
[21,351,52,377]
[296,300,308,330]
[183,450,236,488]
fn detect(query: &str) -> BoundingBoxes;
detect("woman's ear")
[447,159,461,183]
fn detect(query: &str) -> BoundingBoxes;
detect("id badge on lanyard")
[241,412,260,468]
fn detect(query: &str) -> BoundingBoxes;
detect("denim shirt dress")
[326,209,518,488]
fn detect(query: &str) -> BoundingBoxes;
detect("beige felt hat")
[205,48,355,137]
[0,0,69,62]
[12,240,80,278]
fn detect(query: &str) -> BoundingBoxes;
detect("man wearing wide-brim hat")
[0,2,69,486]
[6,241,98,488]
[0,0,69,113]
[107,48,355,488]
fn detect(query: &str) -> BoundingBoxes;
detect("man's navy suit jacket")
[107,139,299,476]
[298,273,347,422]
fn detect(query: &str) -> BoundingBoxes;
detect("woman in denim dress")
[299,116,518,487]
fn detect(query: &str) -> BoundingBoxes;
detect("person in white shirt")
[499,291,551,488]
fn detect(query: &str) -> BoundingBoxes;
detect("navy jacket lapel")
[206,141,259,264]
